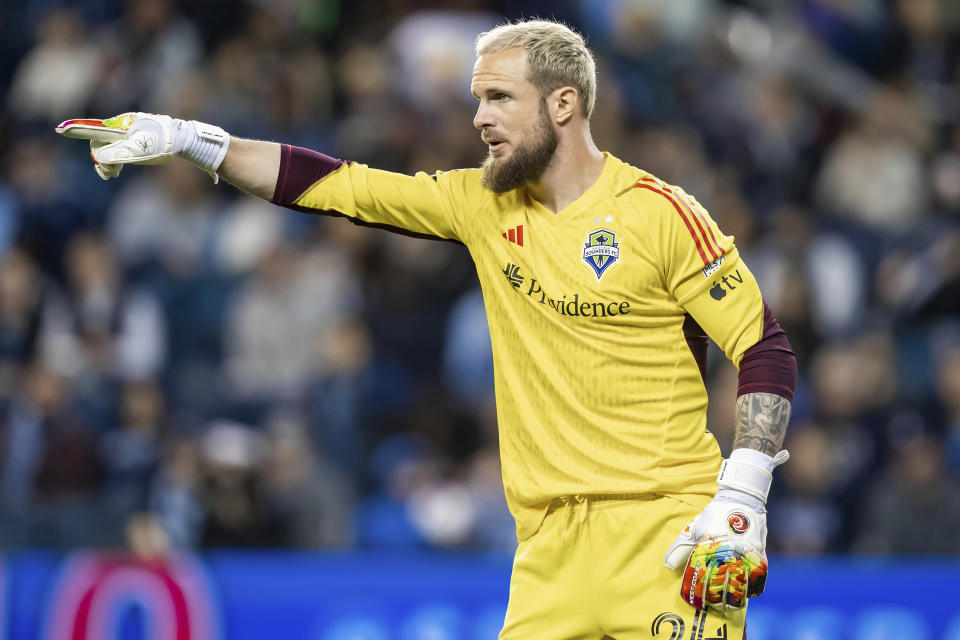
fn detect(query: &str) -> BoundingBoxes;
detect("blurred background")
[0,0,958,638]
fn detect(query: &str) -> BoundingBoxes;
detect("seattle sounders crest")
[582,228,620,279]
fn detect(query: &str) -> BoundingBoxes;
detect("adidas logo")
[502,224,524,246]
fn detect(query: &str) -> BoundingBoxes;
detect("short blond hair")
[476,20,597,119]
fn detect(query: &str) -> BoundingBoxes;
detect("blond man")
[58,19,796,639]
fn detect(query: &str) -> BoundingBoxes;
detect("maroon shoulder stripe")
[634,182,710,264]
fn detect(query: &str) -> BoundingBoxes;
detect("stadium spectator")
[100,379,166,515]
[198,420,288,547]
[262,410,355,548]
[7,8,101,124]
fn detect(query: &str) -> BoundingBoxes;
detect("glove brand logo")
[727,512,750,534]
[688,561,701,606]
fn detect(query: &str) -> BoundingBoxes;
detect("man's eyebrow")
[473,87,509,98]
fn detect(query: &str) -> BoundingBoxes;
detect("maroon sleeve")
[736,302,797,401]
[271,144,346,207]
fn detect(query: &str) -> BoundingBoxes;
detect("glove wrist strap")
[173,119,230,183]
[717,448,789,503]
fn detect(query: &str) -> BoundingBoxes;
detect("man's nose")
[474,102,495,130]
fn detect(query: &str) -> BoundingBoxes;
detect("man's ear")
[551,87,578,125]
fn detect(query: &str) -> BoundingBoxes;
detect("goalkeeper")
[58,19,796,640]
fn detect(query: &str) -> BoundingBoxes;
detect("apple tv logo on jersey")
[709,270,744,301]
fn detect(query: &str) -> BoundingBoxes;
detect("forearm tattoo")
[733,392,792,456]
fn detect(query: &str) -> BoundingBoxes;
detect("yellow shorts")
[500,493,746,640]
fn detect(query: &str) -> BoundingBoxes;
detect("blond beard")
[481,101,558,193]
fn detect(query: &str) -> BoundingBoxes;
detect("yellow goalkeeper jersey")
[284,152,766,540]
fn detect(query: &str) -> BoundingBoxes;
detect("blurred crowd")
[0,0,957,556]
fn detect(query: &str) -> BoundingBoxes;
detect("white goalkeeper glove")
[55,113,230,182]
[664,448,789,612]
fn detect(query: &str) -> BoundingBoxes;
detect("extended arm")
[218,137,281,201]
[55,112,464,241]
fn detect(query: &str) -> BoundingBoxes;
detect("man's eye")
[495,93,509,101]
